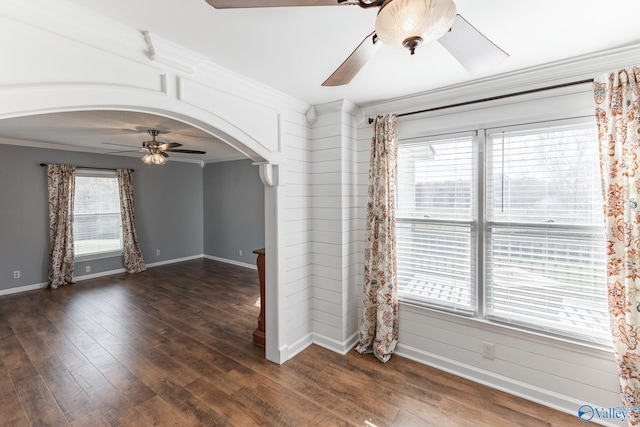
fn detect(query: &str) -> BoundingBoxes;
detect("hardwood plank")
[69,409,112,427]
[185,376,265,426]
[14,375,70,426]
[135,395,200,427]
[0,259,587,426]
[70,363,152,426]
[0,365,31,427]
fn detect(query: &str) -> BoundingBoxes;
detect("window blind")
[396,134,476,313]
[74,172,123,258]
[485,123,609,343]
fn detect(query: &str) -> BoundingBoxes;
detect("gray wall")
[203,159,264,265]
[0,143,203,291]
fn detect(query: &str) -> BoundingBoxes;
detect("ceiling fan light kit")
[141,150,168,165]
[375,0,456,55]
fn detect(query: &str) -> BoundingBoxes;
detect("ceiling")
[2,0,640,163]
[64,0,640,106]
[0,111,245,164]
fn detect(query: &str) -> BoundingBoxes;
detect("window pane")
[486,226,608,342]
[487,125,602,225]
[397,134,475,313]
[486,123,608,344]
[397,222,474,313]
[74,175,123,257]
[398,135,474,221]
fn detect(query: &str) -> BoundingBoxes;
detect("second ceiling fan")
[203,0,508,86]
[140,129,206,165]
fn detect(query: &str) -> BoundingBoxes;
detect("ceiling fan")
[140,129,206,165]
[104,129,207,165]
[203,0,509,86]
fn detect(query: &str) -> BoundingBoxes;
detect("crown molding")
[361,42,640,120]
[143,31,208,74]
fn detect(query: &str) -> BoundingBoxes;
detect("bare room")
[1,0,640,425]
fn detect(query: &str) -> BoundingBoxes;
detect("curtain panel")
[117,169,146,273]
[356,113,399,363]
[595,66,640,424]
[47,164,76,289]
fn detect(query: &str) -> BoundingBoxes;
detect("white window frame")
[73,169,124,261]
[396,131,478,315]
[395,117,609,346]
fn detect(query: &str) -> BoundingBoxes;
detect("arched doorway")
[0,105,283,364]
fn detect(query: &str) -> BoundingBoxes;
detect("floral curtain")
[594,66,640,424]
[47,164,76,289]
[117,169,146,273]
[356,114,399,363]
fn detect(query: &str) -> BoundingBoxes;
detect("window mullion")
[476,129,486,319]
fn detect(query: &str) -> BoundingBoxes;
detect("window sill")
[74,250,123,263]
[399,300,614,360]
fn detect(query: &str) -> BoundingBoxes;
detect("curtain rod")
[367,78,594,124]
[39,163,134,172]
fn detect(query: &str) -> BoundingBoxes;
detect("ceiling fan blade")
[438,15,509,74]
[159,142,183,150]
[102,141,139,148]
[322,31,379,87]
[205,0,343,8]
[104,149,142,154]
[166,149,207,154]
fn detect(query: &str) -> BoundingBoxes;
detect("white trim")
[143,31,207,74]
[288,331,361,360]
[74,268,126,281]
[145,254,204,268]
[361,42,640,119]
[400,302,613,360]
[394,343,615,427]
[310,331,359,356]
[0,254,208,296]
[288,333,313,359]
[0,282,48,296]
[203,254,257,270]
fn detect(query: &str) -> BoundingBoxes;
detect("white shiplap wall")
[281,109,314,354]
[306,101,363,353]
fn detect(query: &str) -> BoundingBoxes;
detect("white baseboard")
[203,254,257,270]
[74,268,126,281]
[394,343,615,427]
[146,254,204,268]
[0,281,48,296]
[286,331,359,361]
[0,254,208,297]
[287,333,313,359]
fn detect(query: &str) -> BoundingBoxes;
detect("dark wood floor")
[0,258,585,426]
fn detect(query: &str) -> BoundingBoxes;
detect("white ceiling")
[64,0,640,106]
[0,111,245,164]
[3,0,640,162]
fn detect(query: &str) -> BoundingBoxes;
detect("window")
[396,120,609,344]
[73,170,123,259]
[397,133,476,314]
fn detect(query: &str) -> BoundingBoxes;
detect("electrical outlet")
[482,342,495,360]
[239,249,242,256]
[13,270,20,279]
[85,265,91,273]
[156,249,160,256]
